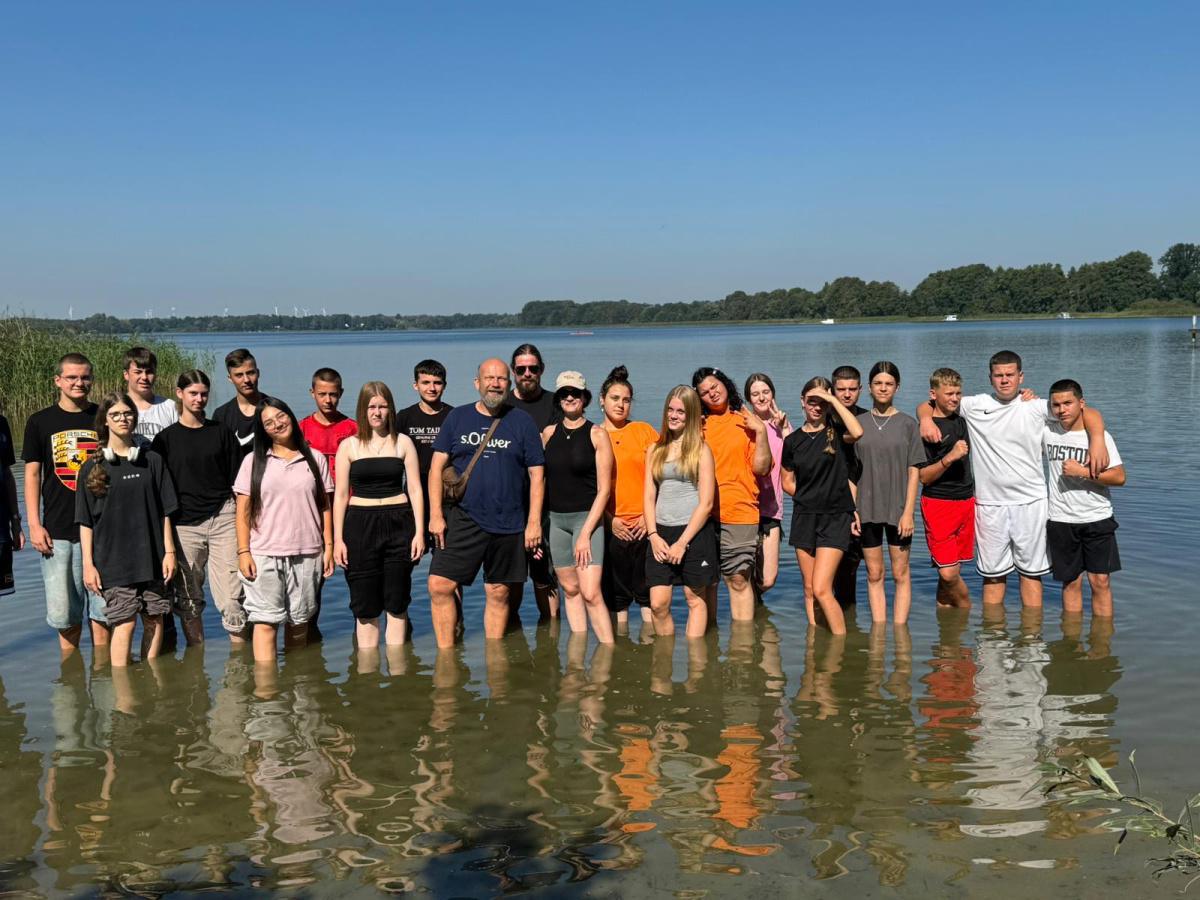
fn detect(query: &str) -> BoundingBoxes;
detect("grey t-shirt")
[854,410,924,525]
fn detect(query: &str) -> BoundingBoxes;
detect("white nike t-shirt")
[959,394,1054,506]
[135,396,179,439]
[1043,425,1121,523]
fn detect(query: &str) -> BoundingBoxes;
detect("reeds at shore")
[1,318,209,436]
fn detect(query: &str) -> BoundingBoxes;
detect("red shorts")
[920,496,975,568]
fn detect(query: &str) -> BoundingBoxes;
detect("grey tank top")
[656,460,700,526]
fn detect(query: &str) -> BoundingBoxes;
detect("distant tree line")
[18,243,1199,334]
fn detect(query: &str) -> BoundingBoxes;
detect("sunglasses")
[514,365,541,375]
[559,388,584,399]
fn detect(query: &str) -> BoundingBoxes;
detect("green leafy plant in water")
[1042,750,1200,891]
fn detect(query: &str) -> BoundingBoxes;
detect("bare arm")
[576,428,613,567]
[321,504,334,578]
[80,524,101,593]
[525,465,545,552]
[1062,459,1126,487]
[427,450,448,547]
[398,436,425,560]
[332,441,352,565]
[235,494,256,580]
[898,466,919,538]
[678,447,716,547]
[1080,406,1109,477]
[918,439,969,486]
[781,466,796,497]
[161,516,176,583]
[818,391,863,442]
[24,462,51,554]
[915,400,941,442]
[743,411,772,476]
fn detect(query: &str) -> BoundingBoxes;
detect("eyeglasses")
[107,411,135,421]
[261,415,290,430]
[514,365,541,375]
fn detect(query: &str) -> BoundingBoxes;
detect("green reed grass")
[1,318,210,438]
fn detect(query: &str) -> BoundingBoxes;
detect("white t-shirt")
[134,396,179,439]
[1043,425,1121,523]
[959,394,1054,506]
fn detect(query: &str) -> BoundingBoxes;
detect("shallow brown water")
[1,318,1196,896]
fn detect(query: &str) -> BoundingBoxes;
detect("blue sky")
[2,2,1196,317]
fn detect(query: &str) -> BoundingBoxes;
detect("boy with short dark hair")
[830,365,866,608]
[122,346,179,439]
[298,367,353,642]
[916,368,973,608]
[396,360,453,539]
[1043,379,1125,617]
[22,353,108,651]
[299,367,356,482]
[212,348,262,459]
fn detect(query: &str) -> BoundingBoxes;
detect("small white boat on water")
[1058,312,1072,319]
[944,314,958,322]
[820,318,836,325]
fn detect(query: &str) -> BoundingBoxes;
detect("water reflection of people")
[917,607,979,781]
[959,606,1050,838]
[0,674,42,891]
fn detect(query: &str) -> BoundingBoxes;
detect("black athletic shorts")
[603,531,649,611]
[859,521,913,550]
[0,542,13,596]
[789,512,854,553]
[1047,517,1121,584]
[429,505,527,587]
[343,504,416,619]
[645,521,719,590]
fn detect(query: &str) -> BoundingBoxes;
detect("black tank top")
[545,420,597,513]
[349,456,406,499]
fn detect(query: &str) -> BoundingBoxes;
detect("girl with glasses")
[234,397,334,663]
[77,392,179,666]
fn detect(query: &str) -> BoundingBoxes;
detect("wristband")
[237,549,251,555]
[647,531,658,537]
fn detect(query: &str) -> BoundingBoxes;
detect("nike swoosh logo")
[701,560,709,567]
[237,433,254,446]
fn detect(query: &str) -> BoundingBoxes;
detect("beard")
[481,390,506,411]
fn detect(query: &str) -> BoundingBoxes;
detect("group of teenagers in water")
[5,342,1126,666]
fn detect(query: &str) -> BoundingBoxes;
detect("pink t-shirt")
[234,450,333,556]
[756,422,786,521]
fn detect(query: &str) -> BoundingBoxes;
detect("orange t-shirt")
[606,420,658,522]
[704,410,760,525]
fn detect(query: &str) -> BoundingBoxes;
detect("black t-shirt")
[781,426,856,514]
[395,402,453,480]
[0,414,14,532]
[918,413,974,500]
[152,420,241,525]
[212,398,257,460]
[507,389,560,431]
[21,403,100,541]
[75,450,178,586]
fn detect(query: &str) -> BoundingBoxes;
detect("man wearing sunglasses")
[507,343,561,619]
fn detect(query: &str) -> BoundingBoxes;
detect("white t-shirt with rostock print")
[959,394,1055,506]
[1042,425,1121,524]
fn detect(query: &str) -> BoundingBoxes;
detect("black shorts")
[343,504,416,619]
[527,515,558,589]
[0,542,13,596]
[1047,517,1121,583]
[429,506,527,587]
[645,521,719,590]
[789,512,854,553]
[603,531,649,612]
[859,521,913,550]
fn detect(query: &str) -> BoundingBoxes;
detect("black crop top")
[349,456,406,499]
[544,420,597,513]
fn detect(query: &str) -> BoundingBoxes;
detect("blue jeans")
[41,540,108,629]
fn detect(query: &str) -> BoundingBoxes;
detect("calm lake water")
[1,318,1197,897]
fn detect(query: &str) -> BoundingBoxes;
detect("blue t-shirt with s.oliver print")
[433,403,544,534]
